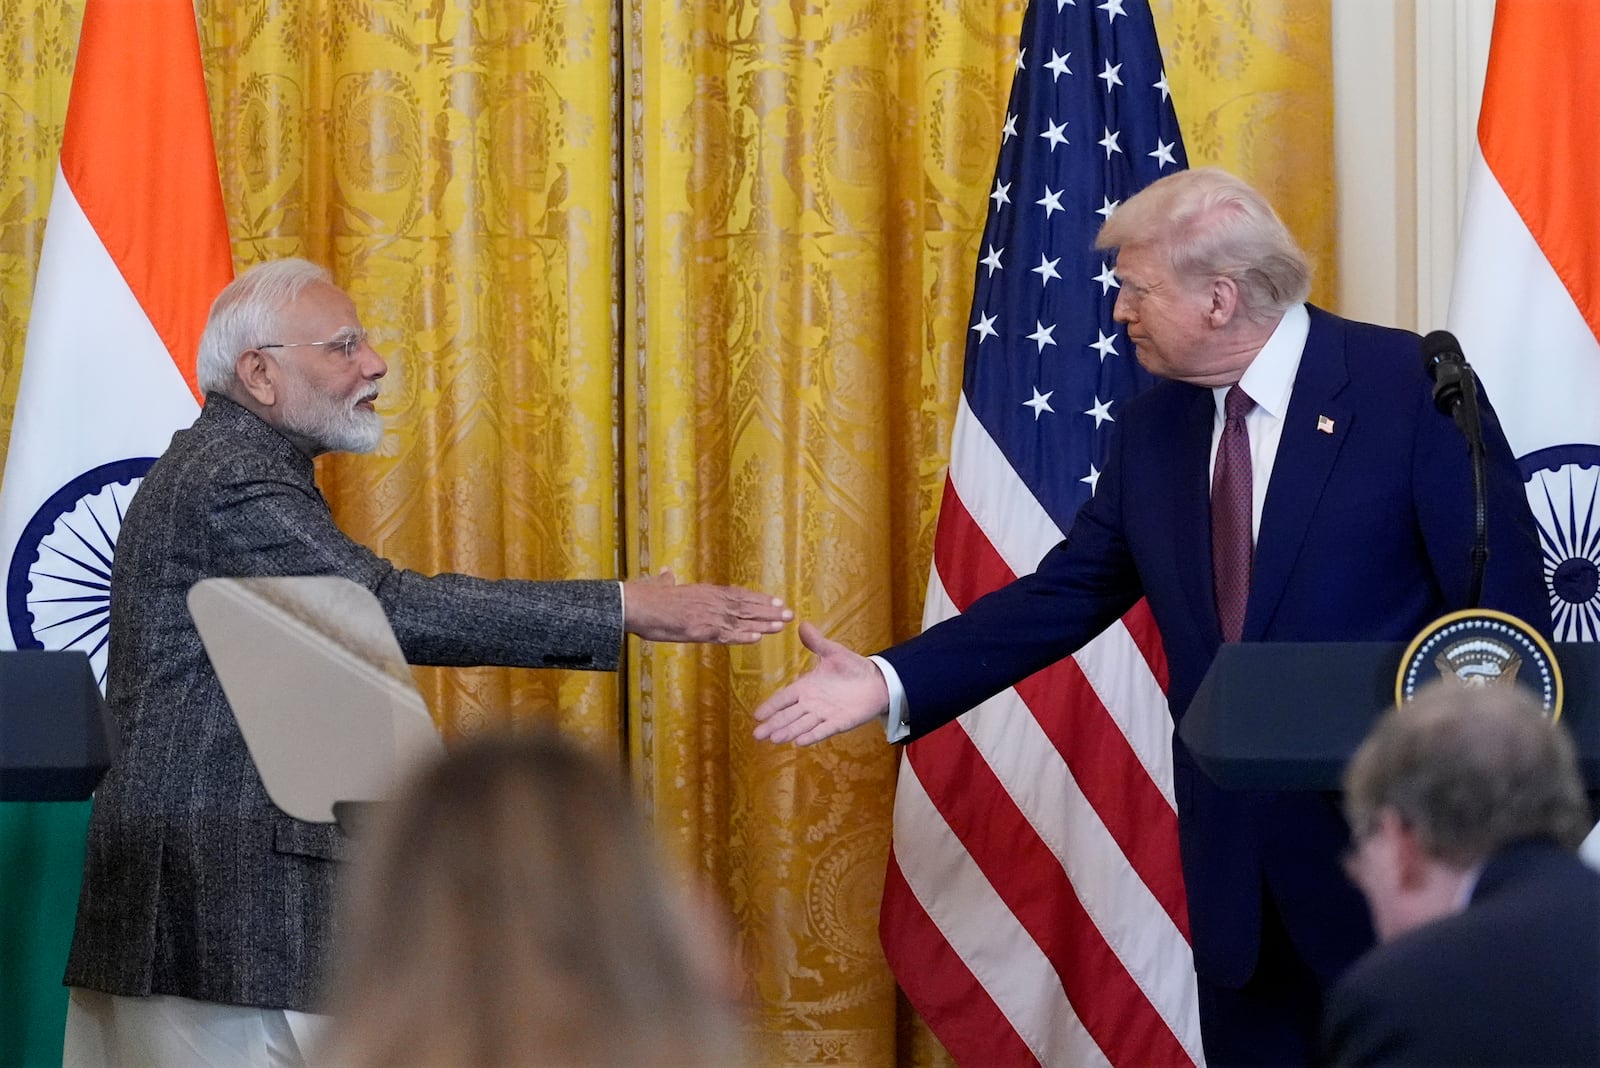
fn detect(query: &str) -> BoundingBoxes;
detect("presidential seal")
[1395,609,1562,718]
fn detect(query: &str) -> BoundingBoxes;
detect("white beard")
[278,367,382,454]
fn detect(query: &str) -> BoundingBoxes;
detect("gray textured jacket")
[64,394,621,1010]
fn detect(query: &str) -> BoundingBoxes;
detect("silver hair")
[1343,682,1591,867]
[195,258,332,395]
[1095,168,1311,322]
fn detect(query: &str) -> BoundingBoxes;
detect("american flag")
[878,0,1205,1063]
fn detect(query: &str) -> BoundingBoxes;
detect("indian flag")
[1447,0,1600,863]
[0,0,231,1060]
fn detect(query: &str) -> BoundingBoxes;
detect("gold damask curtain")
[626,2,1024,1060]
[0,1,1332,1063]
[199,2,629,746]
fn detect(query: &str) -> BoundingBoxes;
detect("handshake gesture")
[623,574,885,745]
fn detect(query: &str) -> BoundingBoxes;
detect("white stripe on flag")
[923,570,1204,1064]
[942,395,1063,578]
[893,749,1112,1068]
[1074,621,1178,811]
[0,168,199,576]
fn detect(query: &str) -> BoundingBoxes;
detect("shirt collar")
[1458,860,1487,908]
[1212,302,1309,421]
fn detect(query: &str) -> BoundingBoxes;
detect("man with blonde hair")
[1323,682,1600,1065]
[61,259,791,1067]
[753,168,1549,1062]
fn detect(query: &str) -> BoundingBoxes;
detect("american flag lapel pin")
[1317,414,1335,435]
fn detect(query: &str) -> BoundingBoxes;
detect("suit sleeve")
[879,426,1145,740]
[1410,373,1550,633]
[206,463,623,670]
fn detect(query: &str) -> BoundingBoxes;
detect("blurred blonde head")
[322,728,743,1067]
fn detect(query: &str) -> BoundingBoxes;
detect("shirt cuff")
[869,654,911,743]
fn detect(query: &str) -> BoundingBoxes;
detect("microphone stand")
[1423,331,1491,610]
[1447,371,1489,608]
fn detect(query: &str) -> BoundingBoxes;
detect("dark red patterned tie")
[1212,385,1255,642]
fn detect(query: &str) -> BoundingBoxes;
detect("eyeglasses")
[257,329,367,360]
[1340,817,1381,884]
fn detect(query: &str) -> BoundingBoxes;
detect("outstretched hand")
[752,622,890,745]
[623,570,792,644]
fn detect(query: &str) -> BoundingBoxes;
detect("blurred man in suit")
[1322,682,1600,1066]
[753,168,1549,1063]
[61,259,791,1067]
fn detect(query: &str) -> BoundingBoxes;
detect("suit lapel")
[1245,308,1352,638]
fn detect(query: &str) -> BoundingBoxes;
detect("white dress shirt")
[1211,302,1308,541]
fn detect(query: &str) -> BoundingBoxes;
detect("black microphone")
[1421,329,1469,415]
[1420,328,1488,607]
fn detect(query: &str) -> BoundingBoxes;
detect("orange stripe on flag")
[1477,0,1600,345]
[60,0,232,400]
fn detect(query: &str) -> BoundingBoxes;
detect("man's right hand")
[752,622,889,745]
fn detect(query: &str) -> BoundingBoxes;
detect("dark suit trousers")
[1198,889,1325,1067]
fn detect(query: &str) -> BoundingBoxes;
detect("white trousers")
[62,988,329,1068]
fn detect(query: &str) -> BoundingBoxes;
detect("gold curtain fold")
[1154,0,1339,305]
[198,0,625,746]
[626,0,1022,1059]
[0,1,1333,1064]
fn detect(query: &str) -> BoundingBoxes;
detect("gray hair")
[196,258,332,395]
[1095,168,1311,322]
[1344,682,1591,867]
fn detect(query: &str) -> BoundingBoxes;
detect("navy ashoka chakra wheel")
[6,457,155,688]
[1519,444,1600,642]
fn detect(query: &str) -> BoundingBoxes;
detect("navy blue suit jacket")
[881,307,1550,987]
[1320,838,1600,1066]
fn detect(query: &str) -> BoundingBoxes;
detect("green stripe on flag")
[0,801,91,1068]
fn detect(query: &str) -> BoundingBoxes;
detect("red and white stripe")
[1447,0,1600,864]
[881,397,1204,1066]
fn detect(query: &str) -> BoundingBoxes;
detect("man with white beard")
[60,259,791,1067]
